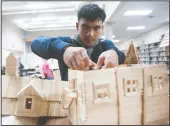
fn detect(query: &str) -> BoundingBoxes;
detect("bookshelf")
[122,41,169,66]
[137,41,169,65]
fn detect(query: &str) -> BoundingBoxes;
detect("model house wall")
[143,65,169,125]
[64,64,169,125]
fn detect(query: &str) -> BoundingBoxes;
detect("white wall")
[2,49,10,66]
[1,26,76,68]
[2,18,25,51]
[2,18,26,66]
[118,22,169,50]
[21,53,43,69]
[21,53,59,69]
[22,29,77,68]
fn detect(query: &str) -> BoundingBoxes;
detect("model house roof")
[124,41,139,64]
[2,76,31,98]
[16,81,42,98]
[2,75,69,102]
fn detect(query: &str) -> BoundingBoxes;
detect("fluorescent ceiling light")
[31,17,58,22]
[112,35,115,38]
[25,2,80,9]
[124,10,152,16]
[14,21,76,31]
[112,40,119,42]
[28,21,75,25]
[14,20,75,29]
[39,8,76,13]
[14,16,76,23]
[27,27,76,31]
[25,4,49,10]
[3,11,37,15]
[127,26,146,30]
[44,24,61,28]
[25,3,48,9]
[2,8,76,15]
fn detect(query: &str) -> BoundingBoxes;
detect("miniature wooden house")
[5,53,18,76]
[2,76,69,117]
[64,69,119,125]
[15,81,43,117]
[62,64,169,125]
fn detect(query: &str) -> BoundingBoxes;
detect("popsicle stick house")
[62,42,169,125]
[2,54,69,117]
[2,75,69,117]
[2,42,169,125]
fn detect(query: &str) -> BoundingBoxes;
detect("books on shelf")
[122,41,169,65]
[160,29,169,48]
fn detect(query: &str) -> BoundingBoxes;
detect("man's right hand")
[63,47,96,70]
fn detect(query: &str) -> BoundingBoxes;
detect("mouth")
[85,39,94,44]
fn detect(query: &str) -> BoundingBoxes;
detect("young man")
[31,4,125,81]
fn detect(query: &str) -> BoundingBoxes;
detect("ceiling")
[2,1,169,43]
[109,1,169,42]
[2,1,92,31]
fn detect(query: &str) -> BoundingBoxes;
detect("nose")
[86,30,94,37]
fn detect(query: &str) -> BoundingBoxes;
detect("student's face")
[76,18,104,47]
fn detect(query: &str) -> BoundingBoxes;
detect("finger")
[66,61,73,69]
[90,60,97,67]
[84,57,90,69]
[89,60,97,70]
[96,56,105,69]
[80,51,90,69]
[84,61,96,70]
[75,55,85,70]
[102,61,116,69]
[71,59,80,70]
[68,61,74,70]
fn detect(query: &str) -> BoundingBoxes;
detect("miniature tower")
[124,40,139,64]
[5,53,19,76]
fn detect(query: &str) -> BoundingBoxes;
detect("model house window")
[25,98,32,109]
[153,77,163,90]
[128,80,138,93]
[123,79,139,95]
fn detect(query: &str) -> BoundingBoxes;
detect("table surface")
[2,116,72,125]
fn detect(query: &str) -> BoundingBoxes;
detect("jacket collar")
[72,34,100,49]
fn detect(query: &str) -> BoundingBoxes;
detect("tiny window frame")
[25,98,32,109]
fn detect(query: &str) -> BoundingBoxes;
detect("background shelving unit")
[137,41,169,65]
[122,41,169,66]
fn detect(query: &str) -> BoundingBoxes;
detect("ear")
[76,22,79,31]
[102,25,104,30]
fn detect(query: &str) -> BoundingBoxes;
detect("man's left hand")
[95,50,118,69]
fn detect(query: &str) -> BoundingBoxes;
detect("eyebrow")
[82,24,88,27]
[81,24,102,28]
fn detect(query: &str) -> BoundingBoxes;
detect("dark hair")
[77,4,106,22]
